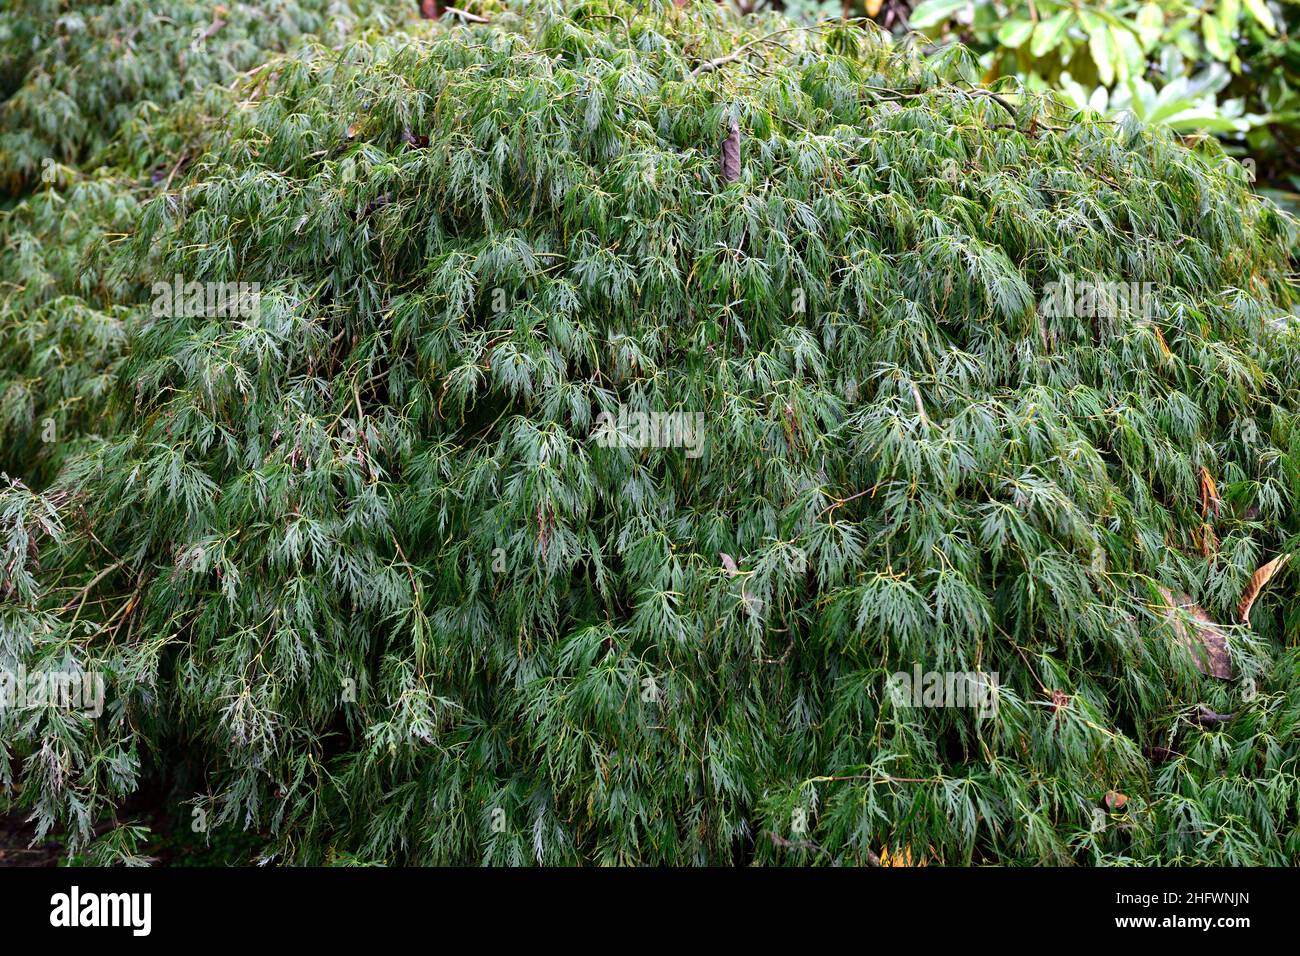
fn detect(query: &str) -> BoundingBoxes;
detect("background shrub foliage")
[2,0,1300,865]
[900,0,1300,203]
[0,0,416,194]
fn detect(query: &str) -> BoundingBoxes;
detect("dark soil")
[0,811,64,867]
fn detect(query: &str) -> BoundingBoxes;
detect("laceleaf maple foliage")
[3,0,1300,866]
[0,0,417,195]
[0,0,419,482]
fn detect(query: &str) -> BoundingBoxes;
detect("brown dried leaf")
[1238,553,1290,625]
[1155,586,1232,679]
[1154,325,1171,357]
[402,128,430,149]
[1198,467,1221,518]
[720,120,741,183]
[1193,704,1235,727]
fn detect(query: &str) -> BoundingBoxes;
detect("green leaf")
[1136,4,1164,50]
[1202,14,1232,62]
[996,19,1035,49]
[909,0,968,29]
[1242,0,1276,33]
[1088,21,1116,85]
[1217,0,1241,34]
[1112,25,1144,82]
[1030,11,1073,58]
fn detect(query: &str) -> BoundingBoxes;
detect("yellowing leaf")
[1154,325,1171,357]
[1218,0,1241,34]
[880,845,926,866]
[1202,14,1232,62]
[1243,0,1276,33]
[1136,4,1164,50]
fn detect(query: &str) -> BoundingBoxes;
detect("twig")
[817,487,872,519]
[62,558,127,614]
[162,152,190,192]
[444,6,490,22]
[691,25,817,76]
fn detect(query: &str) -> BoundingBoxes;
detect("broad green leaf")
[1218,0,1240,34]
[1165,110,1251,133]
[1136,4,1164,50]
[1113,26,1144,82]
[1202,14,1232,62]
[996,19,1035,49]
[1242,0,1276,33]
[908,0,967,29]
[1031,11,1073,58]
[1089,21,1116,85]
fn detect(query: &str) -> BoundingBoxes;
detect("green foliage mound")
[0,0,418,486]
[4,0,1300,865]
[0,0,415,194]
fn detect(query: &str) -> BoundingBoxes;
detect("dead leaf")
[879,845,925,866]
[1154,325,1171,357]
[1192,704,1236,727]
[1193,521,1218,558]
[719,552,739,576]
[1238,553,1290,624]
[1155,587,1233,679]
[1198,467,1221,519]
[401,128,430,149]
[720,120,741,183]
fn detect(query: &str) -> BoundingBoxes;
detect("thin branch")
[444,6,490,23]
